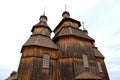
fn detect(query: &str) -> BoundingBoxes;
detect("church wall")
[101,60,110,80]
[17,11,110,80]
[18,46,59,80]
[17,57,33,80]
[55,36,98,80]
[22,46,58,59]
[55,36,94,58]
[33,27,50,35]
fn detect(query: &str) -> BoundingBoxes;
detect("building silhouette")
[17,10,109,80]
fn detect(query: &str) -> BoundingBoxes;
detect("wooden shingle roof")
[53,17,81,32]
[22,34,58,50]
[93,47,104,58]
[31,21,52,32]
[54,26,94,42]
[75,71,102,80]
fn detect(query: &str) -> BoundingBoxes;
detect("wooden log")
[22,46,59,59]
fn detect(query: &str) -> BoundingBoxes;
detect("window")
[42,54,50,68]
[80,41,85,47]
[82,54,89,67]
[97,61,103,72]
[40,29,50,36]
[40,29,47,36]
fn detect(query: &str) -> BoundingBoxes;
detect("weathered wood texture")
[22,46,58,59]
[17,46,58,80]
[17,57,33,80]
[54,21,79,34]
[58,58,74,80]
[32,27,50,36]
[17,13,109,80]
[55,35,109,80]
[101,61,110,80]
[56,36,95,59]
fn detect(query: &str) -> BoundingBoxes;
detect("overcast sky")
[0,0,120,80]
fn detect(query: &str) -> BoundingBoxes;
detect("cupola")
[62,11,70,18]
[31,14,52,37]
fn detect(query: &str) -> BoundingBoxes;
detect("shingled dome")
[22,35,58,49]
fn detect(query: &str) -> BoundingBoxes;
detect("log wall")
[55,36,97,80]
[17,46,59,80]
[56,36,94,59]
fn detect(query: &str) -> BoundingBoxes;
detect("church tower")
[53,11,109,80]
[17,10,109,80]
[17,14,58,80]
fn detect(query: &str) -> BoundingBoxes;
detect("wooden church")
[17,10,109,80]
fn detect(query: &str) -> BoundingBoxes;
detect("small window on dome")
[40,29,47,36]
[42,54,50,68]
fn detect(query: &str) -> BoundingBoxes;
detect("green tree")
[10,71,17,76]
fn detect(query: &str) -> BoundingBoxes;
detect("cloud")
[108,64,120,72]
[108,64,120,80]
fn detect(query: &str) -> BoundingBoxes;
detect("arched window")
[97,61,103,72]
[42,54,50,68]
[82,54,89,67]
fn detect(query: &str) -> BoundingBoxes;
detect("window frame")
[97,61,103,72]
[82,53,89,68]
[42,53,50,68]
